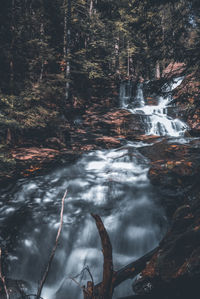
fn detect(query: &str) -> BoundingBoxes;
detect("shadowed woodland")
[0,0,200,299]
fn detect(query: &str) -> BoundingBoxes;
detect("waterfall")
[0,144,167,299]
[119,81,132,108]
[0,77,187,299]
[120,77,188,137]
[135,83,145,107]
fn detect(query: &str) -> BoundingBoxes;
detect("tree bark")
[39,22,45,83]
[10,0,15,94]
[127,41,130,78]
[114,36,120,76]
[63,0,71,103]
[89,0,93,17]
[155,61,160,80]
[83,215,158,299]
[91,214,114,298]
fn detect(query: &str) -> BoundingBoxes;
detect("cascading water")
[120,77,188,137]
[0,144,166,299]
[0,77,189,299]
[135,83,145,107]
[119,81,132,108]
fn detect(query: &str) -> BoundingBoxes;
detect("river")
[0,78,188,298]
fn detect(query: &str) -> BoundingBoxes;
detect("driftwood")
[83,214,158,299]
[83,214,114,299]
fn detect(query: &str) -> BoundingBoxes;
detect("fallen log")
[113,247,158,288]
[83,214,158,299]
[84,214,114,299]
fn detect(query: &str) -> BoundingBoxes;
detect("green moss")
[0,116,20,128]
[0,93,59,130]
[0,150,16,172]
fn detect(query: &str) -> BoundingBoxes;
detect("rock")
[83,108,146,137]
[139,139,200,216]
[0,147,79,185]
[162,62,186,79]
[172,205,192,223]
[44,137,66,149]
[11,147,60,161]
[145,97,158,106]
[140,139,200,188]
[95,136,121,148]
[173,72,200,134]
[74,108,146,148]
[0,106,147,185]
[133,139,200,299]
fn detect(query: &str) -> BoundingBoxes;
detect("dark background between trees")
[0,0,199,128]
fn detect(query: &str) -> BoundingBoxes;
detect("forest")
[0,0,200,298]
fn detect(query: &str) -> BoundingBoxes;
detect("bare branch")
[83,215,158,299]
[0,248,9,299]
[70,277,86,291]
[69,265,94,297]
[85,266,94,287]
[72,266,94,285]
[37,190,67,298]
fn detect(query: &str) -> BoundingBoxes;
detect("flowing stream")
[120,77,188,137]
[0,79,188,299]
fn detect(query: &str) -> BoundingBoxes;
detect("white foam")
[120,78,188,137]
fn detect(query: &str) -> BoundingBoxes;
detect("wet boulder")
[162,62,186,79]
[8,147,68,179]
[139,138,200,216]
[133,203,200,299]
[82,108,146,142]
[140,139,200,191]
[145,97,158,106]
[133,138,200,299]
[173,72,200,136]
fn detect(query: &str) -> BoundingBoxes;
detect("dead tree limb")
[83,215,158,299]
[91,214,114,299]
[113,247,158,288]
[0,248,9,299]
[36,190,67,298]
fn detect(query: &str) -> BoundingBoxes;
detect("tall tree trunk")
[114,35,119,77]
[10,0,15,94]
[127,41,130,78]
[89,0,93,17]
[63,0,71,103]
[155,61,160,79]
[39,22,45,83]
